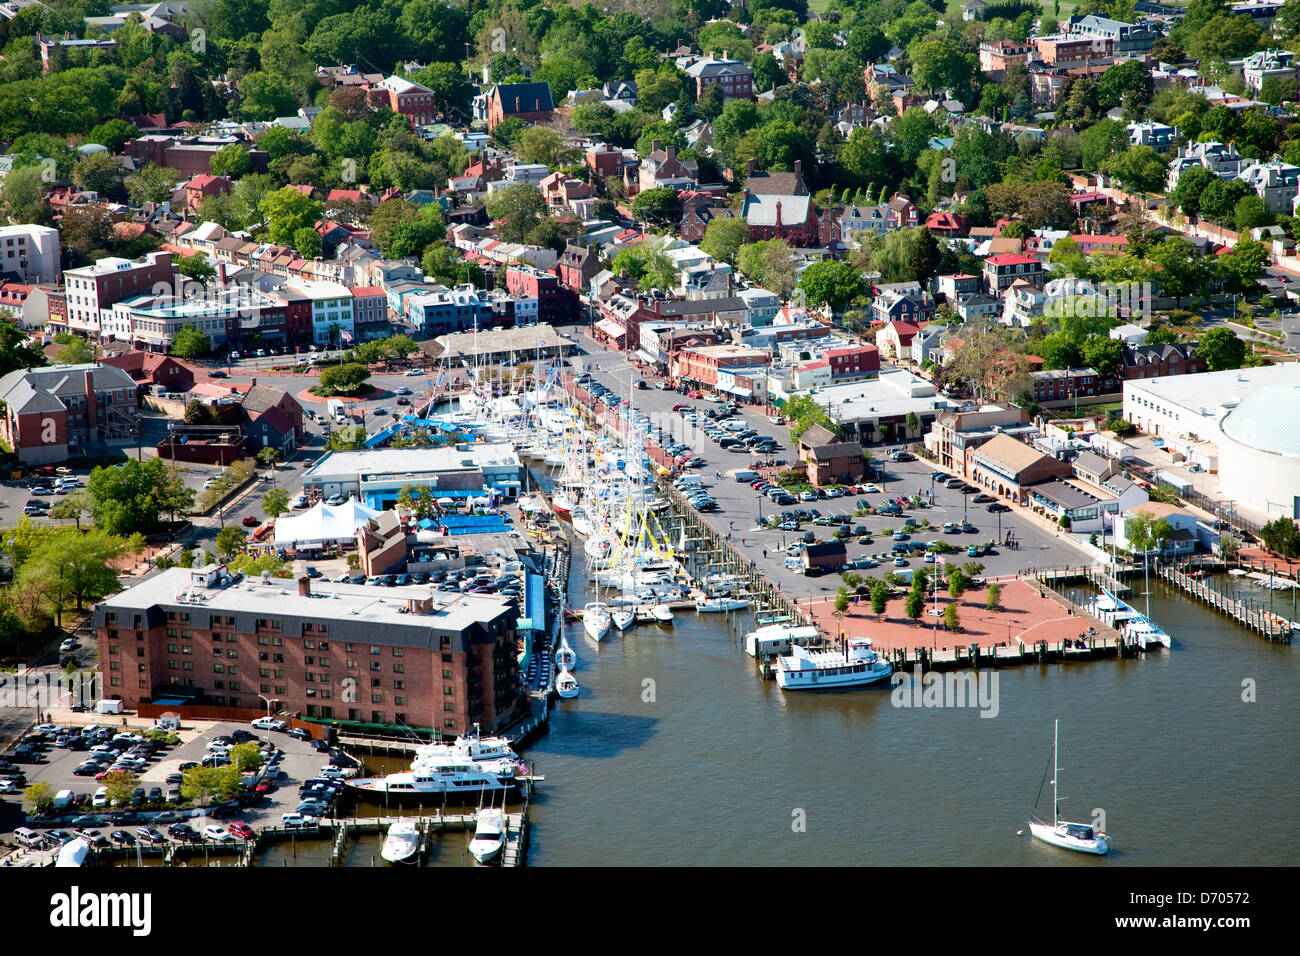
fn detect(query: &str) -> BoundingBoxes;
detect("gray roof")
[241,384,297,416]
[1029,479,1106,511]
[743,193,812,227]
[1072,450,1113,476]
[0,362,136,415]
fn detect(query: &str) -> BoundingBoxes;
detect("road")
[570,328,1088,602]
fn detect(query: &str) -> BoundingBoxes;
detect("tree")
[1170,165,1215,216]
[611,242,677,291]
[736,239,798,298]
[870,580,888,616]
[1260,516,1300,558]
[261,487,290,519]
[1216,237,1269,293]
[180,765,242,806]
[171,325,211,359]
[16,529,124,624]
[1080,120,1131,171]
[944,602,961,632]
[797,260,867,312]
[88,457,191,536]
[72,151,122,197]
[209,143,252,179]
[700,217,751,266]
[485,182,546,243]
[49,489,93,530]
[515,126,573,168]
[101,770,139,807]
[175,252,216,282]
[1101,145,1168,194]
[229,741,263,773]
[835,589,850,614]
[24,779,55,812]
[214,525,245,560]
[318,362,370,395]
[947,568,967,598]
[1037,331,1084,370]
[631,186,678,225]
[1125,513,1175,557]
[56,337,97,365]
[1198,326,1247,371]
[986,582,1001,611]
[259,187,323,246]
[904,590,924,622]
[87,119,139,152]
[1082,335,1125,379]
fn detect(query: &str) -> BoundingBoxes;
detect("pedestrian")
[763,549,768,559]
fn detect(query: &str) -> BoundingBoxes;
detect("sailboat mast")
[1053,718,1059,827]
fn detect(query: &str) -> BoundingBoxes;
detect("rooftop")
[303,444,522,482]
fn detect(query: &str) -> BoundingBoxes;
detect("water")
[516,573,1297,866]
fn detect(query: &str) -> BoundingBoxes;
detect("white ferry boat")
[775,637,894,690]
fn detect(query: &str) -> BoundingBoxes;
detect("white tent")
[273,498,383,547]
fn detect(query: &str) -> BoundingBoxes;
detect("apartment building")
[0,224,60,284]
[59,252,177,340]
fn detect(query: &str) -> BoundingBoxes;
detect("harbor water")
[514,572,1297,866]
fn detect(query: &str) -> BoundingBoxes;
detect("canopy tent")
[274,498,383,546]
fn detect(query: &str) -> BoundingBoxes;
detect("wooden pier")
[1034,565,1132,596]
[1158,564,1293,643]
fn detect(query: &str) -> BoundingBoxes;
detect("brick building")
[504,264,579,324]
[91,565,527,736]
[684,56,754,101]
[59,252,177,340]
[0,362,139,464]
[486,82,555,131]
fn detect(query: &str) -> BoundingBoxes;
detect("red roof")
[286,184,315,196]
[825,345,878,358]
[985,253,1039,266]
[327,189,365,203]
[186,174,224,190]
[349,286,384,297]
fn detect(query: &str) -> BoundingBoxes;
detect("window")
[259,667,270,677]
[370,662,381,672]
[443,702,455,712]
[306,673,315,682]
[272,637,282,646]
[260,684,271,693]
[444,719,455,729]
[167,629,177,638]
[391,647,403,657]
[109,645,118,655]
[259,652,268,661]
[227,649,238,659]
[369,646,380,655]
[275,685,287,695]
[167,644,178,653]
[393,663,404,674]
[395,697,405,706]
[304,640,315,649]
[183,661,193,671]
[394,680,404,690]
[444,685,454,695]
[347,659,357,669]
[168,661,178,670]
[258,636,269,646]
[273,670,284,679]
[319,657,330,667]
[181,645,192,655]
[214,663,224,674]
[319,641,328,650]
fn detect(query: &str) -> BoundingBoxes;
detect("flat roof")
[304,444,522,482]
[1123,364,1300,420]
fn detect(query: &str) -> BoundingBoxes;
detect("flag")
[436,369,445,389]
[340,329,353,343]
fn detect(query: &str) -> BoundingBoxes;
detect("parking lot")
[573,333,1089,601]
[0,718,348,852]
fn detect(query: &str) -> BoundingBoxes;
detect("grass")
[1052,401,1124,418]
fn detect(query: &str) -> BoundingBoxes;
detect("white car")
[202,824,234,843]
[251,717,287,731]
[280,813,317,829]
[403,368,424,377]
[92,787,109,808]
[58,638,78,653]
[703,394,722,403]
[769,416,783,425]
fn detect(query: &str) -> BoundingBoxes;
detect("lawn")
[1052,401,1124,419]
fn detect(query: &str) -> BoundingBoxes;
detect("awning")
[595,318,626,342]
[634,348,660,365]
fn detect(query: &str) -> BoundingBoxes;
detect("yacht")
[775,637,894,690]
[555,667,580,699]
[1027,720,1110,855]
[554,635,577,669]
[381,819,420,864]
[696,598,750,613]
[583,602,612,642]
[468,807,506,864]
[650,604,674,624]
[413,724,518,766]
[347,754,519,800]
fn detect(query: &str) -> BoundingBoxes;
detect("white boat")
[775,636,894,690]
[381,819,420,863]
[555,667,580,699]
[468,807,506,864]
[571,510,593,538]
[413,723,518,766]
[650,604,674,624]
[55,838,89,867]
[696,598,750,613]
[554,635,577,669]
[583,602,612,642]
[1027,719,1110,856]
[1229,568,1248,576]
[612,608,635,631]
[347,753,519,800]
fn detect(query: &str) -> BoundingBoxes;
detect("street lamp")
[257,695,278,719]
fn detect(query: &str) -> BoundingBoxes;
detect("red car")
[227,822,255,840]
[242,515,260,527]
[686,391,703,399]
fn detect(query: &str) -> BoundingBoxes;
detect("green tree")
[16,529,123,624]
[171,325,211,359]
[293,226,323,259]
[631,186,678,226]
[88,457,191,536]
[484,182,546,243]
[1198,326,1247,371]
[175,252,216,282]
[1260,516,1300,558]
[318,362,370,395]
[49,489,93,530]
[1037,331,1084,370]
[101,770,139,806]
[24,780,54,812]
[1100,145,1167,193]
[87,119,139,152]
[180,765,242,807]
[870,580,889,616]
[1080,119,1130,171]
[72,151,123,197]
[210,143,252,179]
[835,589,850,614]
[57,337,96,365]
[736,238,798,298]
[985,582,1001,611]
[700,216,750,266]
[611,242,677,291]
[947,568,967,598]
[1082,335,1125,379]
[944,602,961,632]
[259,187,323,246]
[1169,165,1215,216]
[229,741,263,773]
[214,525,246,559]
[797,260,867,312]
[904,590,924,622]
[261,487,290,519]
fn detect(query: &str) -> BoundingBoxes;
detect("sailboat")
[583,601,612,642]
[611,607,636,631]
[468,807,506,864]
[555,666,580,699]
[381,819,420,864]
[1027,719,1110,855]
[554,635,577,669]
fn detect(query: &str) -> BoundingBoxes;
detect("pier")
[1158,563,1293,643]
[1033,565,1133,596]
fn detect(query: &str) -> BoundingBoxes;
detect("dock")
[1158,563,1293,642]
[1033,565,1132,596]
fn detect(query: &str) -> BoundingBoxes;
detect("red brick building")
[486,82,555,131]
[92,566,528,736]
[671,343,770,387]
[182,174,231,213]
[372,76,438,127]
[505,264,579,323]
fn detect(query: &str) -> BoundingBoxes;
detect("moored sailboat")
[1026,719,1110,855]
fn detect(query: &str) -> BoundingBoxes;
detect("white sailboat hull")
[555,667,580,699]
[612,610,635,630]
[696,599,749,613]
[1028,821,1109,855]
[650,604,674,624]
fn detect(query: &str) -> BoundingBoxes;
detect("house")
[1120,342,1206,381]
[871,289,936,326]
[979,39,1033,75]
[925,403,1034,475]
[1109,323,1148,346]
[1237,160,1300,215]
[100,350,194,395]
[1127,120,1177,153]
[485,82,555,130]
[684,56,754,102]
[797,424,865,487]
[1242,48,1297,94]
[967,432,1072,504]
[955,292,1000,321]
[984,253,1045,294]
[558,241,602,296]
[0,362,140,464]
[925,211,969,237]
[239,382,305,450]
[1030,367,1101,404]
[638,141,698,193]
[1062,14,1160,53]
[802,540,847,573]
[679,192,737,243]
[875,319,921,360]
[1113,502,1202,556]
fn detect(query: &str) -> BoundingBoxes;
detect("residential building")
[984,253,1045,294]
[284,278,354,346]
[0,224,59,284]
[0,362,139,464]
[1127,120,1177,152]
[1237,159,1300,215]
[91,564,527,734]
[504,265,579,324]
[1113,502,1202,556]
[1167,141,1248,191]
[1030,367,1101,404]
[871,289,937,326]
[1242,48,1296,94]
[875,319,921,360]
[684,56,754,101]
[1120,342,1205,380]
[485,82,555,130]
[797,424,865,487]
[373,76,438,127]
[672,343,771,389]
[1062,14,1159,53]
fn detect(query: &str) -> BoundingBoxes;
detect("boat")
[775,636,894,690]
[468,807,506,864]
[583,602,612,642]
[611,608,635,631]
[551,490,574,517]
[1027,719,1110,856]
[554,635,576,669]
[650,604,674,624]
[555,667,580,699]
[55,838,89,867]
[1229,568,1249,577]
[347,753,519,800]
[696,598,750,613]
[381,819,420,864]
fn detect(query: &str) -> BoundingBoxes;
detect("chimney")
[794,159,803,181]
[666,145,676,161]
[298,575,311,597]
[775,200,783,228]
[515,96,522,113]
[84,370,98,443]
[747,158,757,177]
[217,262,227,286]
[652,139,662,154]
